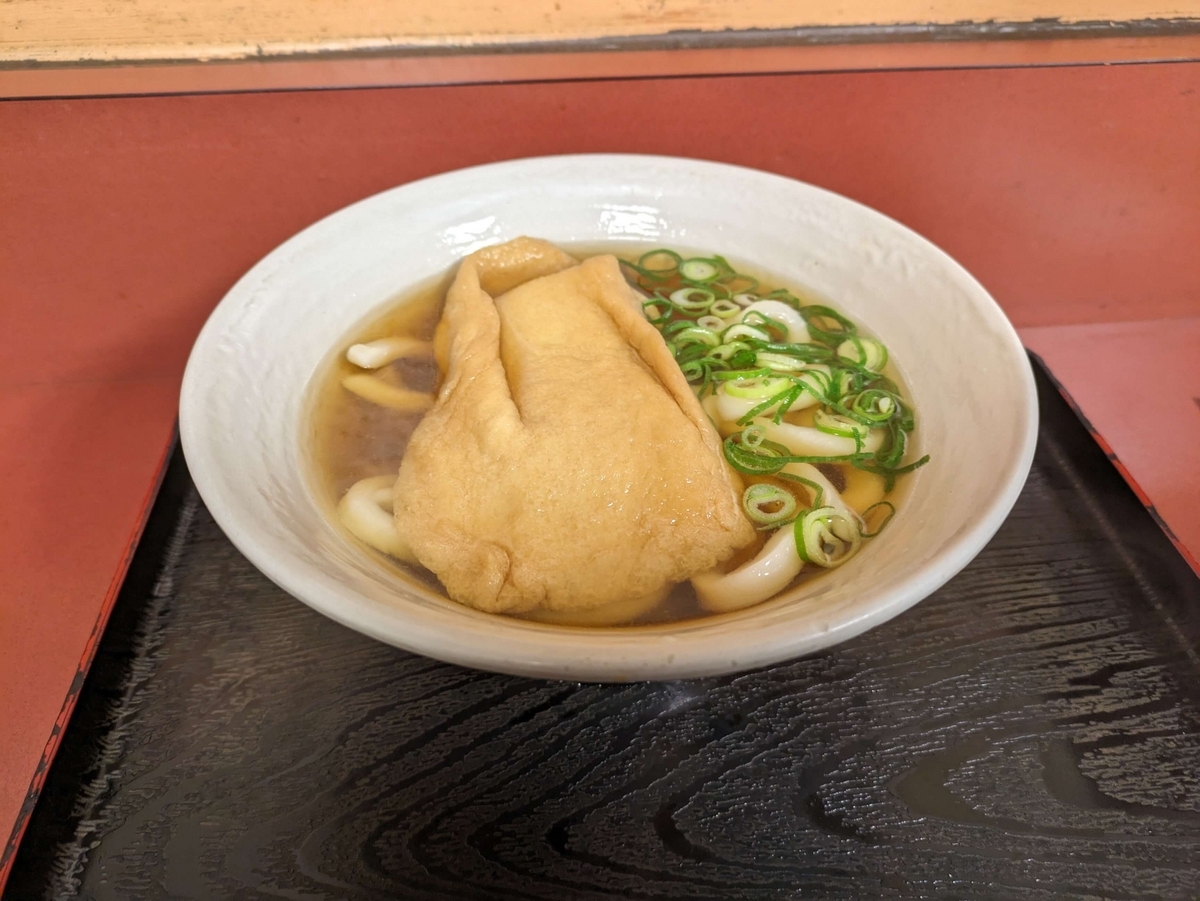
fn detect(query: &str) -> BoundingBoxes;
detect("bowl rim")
[180,152,1039,681]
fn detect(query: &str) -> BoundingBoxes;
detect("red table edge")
[1029,352,1200,576]
[3,32,1200,100]
[0,432,177,889]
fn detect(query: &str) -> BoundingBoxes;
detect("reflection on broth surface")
[307,241,926,626]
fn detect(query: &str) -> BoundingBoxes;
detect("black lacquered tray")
[8,358,1200,900]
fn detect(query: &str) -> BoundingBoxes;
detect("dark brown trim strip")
[4,33,1200,99]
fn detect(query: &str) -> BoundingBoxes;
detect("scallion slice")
[680,258,721,282]
[723,432,786,475]
[740,310,789,339]
[847,389,899,423]
[754,351,810,373]
[765,288,801,305]
[669,287,716,313]
[776,470,825,510]
[742,424,767,449]
[836,337,889,371]
[759,342,834,364]
[638,248,682,275]
[709,298,743,319]
[672,327,721,348]
[642,301,670,325]
[706,341,752,362]
[711,366,773,381]
[859,501,897,538]
[742,483,798,527]
[724,376,794,399]
[830,369,856,401]
[796,366,833,401]
[722,323,772,343]
[801,305,858,346]
[813,408,871,439]
[794,506,863,568]
[738,300,810,343]
[696,315,725,331]
[719,273,759,296]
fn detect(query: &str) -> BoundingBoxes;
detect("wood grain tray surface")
[6,360,1199,900]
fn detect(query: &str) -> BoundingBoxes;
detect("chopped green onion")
[830,369,856,401]
[814,408,871,439]
[796,366,833,400]
[711,366,773,381]
[759,342,834,364]
[722,323,772,343]
[754,351,810,373]
[673,327,721,347]
[728,349,760,369]
[669,287,715,313]
[846,389,899,423]
[794,506,862,568]
[720,279,759,295]
[801,305,858,346]
[636,245,927,511]
[733,384,802,425]
[662,319,699,337]
[671,342,710,365]
[709,299,743,319]
[700,355,731,372]
[638,248,681,275]
[859,501,896,538]
[837,337,889,371]
[776,471,826,509]
[680,258,721,282]
[741,310,789,340]
[723,433,786,475]
[724,376,794,399]
[706,341,751,362]
[765,288,801,305]
[738,300,809,343]
[742,483,798,527]
[715,261,759,296]
[642,301,670,325]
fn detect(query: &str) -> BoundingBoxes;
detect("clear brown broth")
[306,246,917,625]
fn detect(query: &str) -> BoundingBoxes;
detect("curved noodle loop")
[342,374,434,412]
[692,463,863,612]
[347,337,434,369]
[693,527,802,613]
[337,475,417,564]
[756,419,885,457]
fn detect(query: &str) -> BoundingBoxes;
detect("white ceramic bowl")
[180,154,1037,682]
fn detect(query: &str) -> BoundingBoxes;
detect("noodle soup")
[307,244,927,626]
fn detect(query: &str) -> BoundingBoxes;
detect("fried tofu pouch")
[393,237,753,614]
